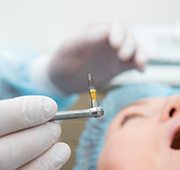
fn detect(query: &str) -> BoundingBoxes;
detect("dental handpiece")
[52,73,104,121]
[52,107,104,120]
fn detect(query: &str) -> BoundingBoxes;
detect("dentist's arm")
[0,96,71,170]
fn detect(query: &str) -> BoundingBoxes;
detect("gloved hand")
[47,22,147,94]
[0,96,71,170]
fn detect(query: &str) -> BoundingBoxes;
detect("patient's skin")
[98,95,180,170]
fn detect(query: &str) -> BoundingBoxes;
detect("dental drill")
[51,74,104,120]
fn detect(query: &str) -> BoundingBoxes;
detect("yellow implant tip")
[88,73,98,107]
[90,89,97,100]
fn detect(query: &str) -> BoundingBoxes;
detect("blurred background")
[0,0,179,169]
[0,0,180,56]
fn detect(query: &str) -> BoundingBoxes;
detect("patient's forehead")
[132,97,167,107]
[120,97,168,116]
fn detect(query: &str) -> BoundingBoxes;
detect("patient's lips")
[171,129,180,149]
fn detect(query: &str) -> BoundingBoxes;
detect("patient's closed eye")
[121,114,144,126]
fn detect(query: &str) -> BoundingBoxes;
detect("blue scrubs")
[0,54,78,110]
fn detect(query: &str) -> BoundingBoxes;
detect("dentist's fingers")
[118,33,136,61]
[62,23,110,49]
[109,21,125,49]
[81,23,110,42]
[19,143,71,170]
[0,122,61,170]
[134,48,148,72]
[0,96,57,137]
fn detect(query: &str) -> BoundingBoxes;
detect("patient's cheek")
[98,136,129,170]
[107,114,123,132]
[98,149,123,170]
[97,151,106,170]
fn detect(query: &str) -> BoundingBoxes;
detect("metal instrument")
[52,73,104,120]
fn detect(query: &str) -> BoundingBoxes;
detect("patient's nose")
[160,96,180,121]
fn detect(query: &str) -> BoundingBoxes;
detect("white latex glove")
[0,96,71,170]
[47,22,147,94]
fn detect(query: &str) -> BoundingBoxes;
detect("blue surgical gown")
[0,54,78,110]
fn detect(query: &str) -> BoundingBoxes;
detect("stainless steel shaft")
[51,107,104,120]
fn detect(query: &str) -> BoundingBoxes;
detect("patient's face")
[98,95,180,170]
